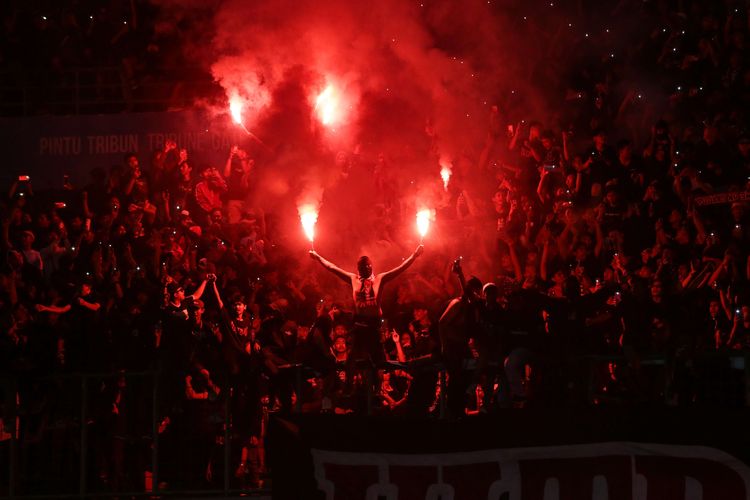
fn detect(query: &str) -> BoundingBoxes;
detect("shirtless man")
[310,245,424,362]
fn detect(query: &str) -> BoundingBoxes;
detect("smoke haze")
[153,0,667,271]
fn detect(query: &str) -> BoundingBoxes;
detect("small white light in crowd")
[699,86,703,91]
[42,16,47,20]
[123,21,127,25]
[568,23,573,27]
[681,30,685,35]
[585,33,589,38]
[89,16,93,19]
[605,28,610,33]
[511,90,516,94]
[610,53,614,58]
[662,28,667,33]
[637,94,642,99]
[523,16,527,20]
[677,86,682,91]
[392,38,396,42]
[549,2,554,6]
[672,47,677,52]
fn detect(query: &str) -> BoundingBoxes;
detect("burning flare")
[229,97,243,125]
[315,85,339,126]
[416,209,433,240]
[440,164,452,191]
[227,93,270,150]
[299,205,319,244]
[229,95,251,135]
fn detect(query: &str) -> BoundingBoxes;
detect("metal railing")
[584,351,750,406]
[0,369,269,499]
[2,352,749,497]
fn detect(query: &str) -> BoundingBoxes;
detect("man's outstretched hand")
[415,245,424,258]
[309,250,320,260]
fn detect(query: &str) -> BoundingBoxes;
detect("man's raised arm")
[379,245,424,285]
[309,250,355,283]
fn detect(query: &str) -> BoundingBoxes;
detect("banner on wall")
[0,111,250,188]
[268,410,750,500]
[312,443,750,500]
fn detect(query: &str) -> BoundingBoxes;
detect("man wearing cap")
[213,287,264,478]
[158,276,213,417]
[162,277,212,368]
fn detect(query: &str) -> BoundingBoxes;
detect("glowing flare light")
[416,209,433,242]
[315,85,340,126]
[227,95,269,150]
[229,98,243,125]
[440,164,452,191]
[228,96,252,136]
[299,205,319,248]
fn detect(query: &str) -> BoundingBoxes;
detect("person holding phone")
[536,129,564,172]
[728,305,750,349]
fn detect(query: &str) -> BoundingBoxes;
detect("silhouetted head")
[482,282,498,303]
[465,277,483,301]
[357,256,372,278]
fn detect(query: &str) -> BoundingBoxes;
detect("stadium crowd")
[2,0,750,494]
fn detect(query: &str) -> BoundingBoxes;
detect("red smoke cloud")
[151,0,551,262]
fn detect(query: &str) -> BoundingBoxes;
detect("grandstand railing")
[0,369,268,499]
[2,352,749,497]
